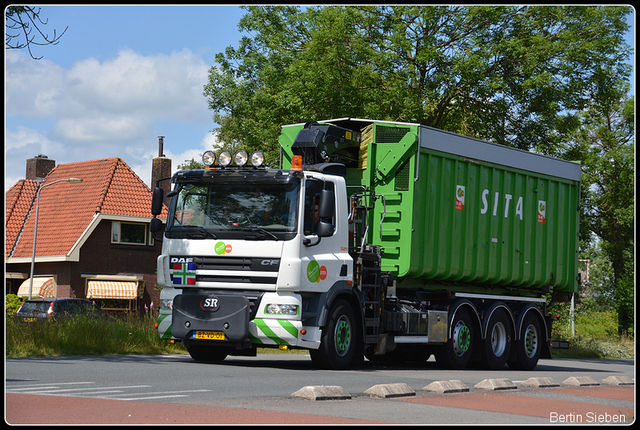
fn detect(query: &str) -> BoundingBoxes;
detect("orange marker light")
[291,155,303,170]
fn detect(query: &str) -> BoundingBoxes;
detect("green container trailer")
[279,118,581,299]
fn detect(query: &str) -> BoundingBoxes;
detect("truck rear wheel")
[186,344,228,363]
[508,312,542,370]
[480,309,511,369]
[435,307,474,369]
[310,299,356,369]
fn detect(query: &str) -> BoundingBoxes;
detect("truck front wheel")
[435,307,474,369]
[310,299,356,369]
[186,344,228,363]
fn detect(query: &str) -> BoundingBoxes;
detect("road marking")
[99,389,211,399]
[7,382,95,390]
[10,385,152,394]
[112,394,191,401]
[6,382,211,402]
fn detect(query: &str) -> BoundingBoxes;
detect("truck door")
[300,177,349,290]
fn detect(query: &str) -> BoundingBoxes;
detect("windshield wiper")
[181,226,218,239]
[243,227,278,241]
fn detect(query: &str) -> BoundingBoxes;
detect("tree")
[204,6,632,159]
[565,74,634,335]
[5,6,67,60]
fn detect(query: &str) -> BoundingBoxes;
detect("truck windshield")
[166,181,300,240]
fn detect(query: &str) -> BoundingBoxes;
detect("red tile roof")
[5,157,168,259]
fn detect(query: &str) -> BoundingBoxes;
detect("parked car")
[15,298,106,322]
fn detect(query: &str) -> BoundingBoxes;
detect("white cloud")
[5,48,215,191]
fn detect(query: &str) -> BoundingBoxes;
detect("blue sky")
[4,5,635,191]
[5,5,247,190]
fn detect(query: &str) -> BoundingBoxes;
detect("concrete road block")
[520,377,560,388]
[562,376,599,387]
[602,376,634,386]
[291,385,351,401]
[422,380,470,394]
[474,378,517,391]
[364,383,415,398]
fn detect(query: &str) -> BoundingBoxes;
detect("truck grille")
[171,256,279,286]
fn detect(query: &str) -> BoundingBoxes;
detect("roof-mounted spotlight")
[251,150,265,167]
[202,150,216,167]
[218,151,232,167]
[235,150,248,167]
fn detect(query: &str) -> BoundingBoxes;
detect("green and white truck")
[152,118,581,370]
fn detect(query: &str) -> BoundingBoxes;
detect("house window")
[111,221,151,245]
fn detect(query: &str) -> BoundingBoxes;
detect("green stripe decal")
[278,319,299,339]
[254,319,287,345]
[248,332,263,345]
[157,314,173,339]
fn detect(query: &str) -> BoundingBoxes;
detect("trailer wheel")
[508,312,542,370]
[481,309,511,369]
[310,299,356,369]
[186,344,228,363]
[435,307,474,369]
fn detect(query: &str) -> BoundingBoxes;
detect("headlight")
[251,150,265,167]
[202,150,216,167]
[218,151,232,167]
[235,150,248,166]
[265,304,299,316]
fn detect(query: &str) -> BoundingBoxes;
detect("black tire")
[435,307,474,369]
[480,308,512,370]
[507,312,542,370]
[186,344,228,363]
[310,299,357,369]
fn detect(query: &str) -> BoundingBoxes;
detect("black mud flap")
[172,293,249,341]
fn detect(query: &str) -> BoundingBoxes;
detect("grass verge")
[6,314,185,357]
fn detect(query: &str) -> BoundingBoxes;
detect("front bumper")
[170,291,321,350]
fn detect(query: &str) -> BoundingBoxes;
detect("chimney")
[26,154,55,181]
[151,136,172,209]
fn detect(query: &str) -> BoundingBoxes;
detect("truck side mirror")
[304,189,335,246]
[318,189,334,220]
[152,187,164,216]
[317,189,335,238]
[150,217,163,233]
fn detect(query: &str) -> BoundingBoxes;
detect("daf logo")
[171,257,194,263]
[200,296,220,312]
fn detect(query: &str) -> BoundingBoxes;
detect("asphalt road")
[5,353,635,425]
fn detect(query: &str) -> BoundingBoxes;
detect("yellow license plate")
[24,317,37,322]
[194,331,225,340]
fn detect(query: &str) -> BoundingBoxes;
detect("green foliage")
[551,308,634,359]
[5,294,24,317]
[204,5,632,157]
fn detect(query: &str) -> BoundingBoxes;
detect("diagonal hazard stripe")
[278,319,299,339]
[254,319,287,345]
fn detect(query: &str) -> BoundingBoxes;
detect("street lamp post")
[28,178,83,300]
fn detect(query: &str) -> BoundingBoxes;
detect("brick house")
[5,152,171,314]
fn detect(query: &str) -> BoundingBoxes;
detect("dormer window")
[111,221,153,246]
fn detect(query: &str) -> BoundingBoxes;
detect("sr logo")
[200,296,220,311]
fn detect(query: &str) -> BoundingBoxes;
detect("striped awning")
[17,277,56,298]
[86,280,140,300]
